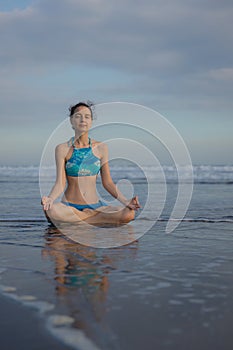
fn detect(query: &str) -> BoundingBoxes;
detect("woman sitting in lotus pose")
[42,101,140,226]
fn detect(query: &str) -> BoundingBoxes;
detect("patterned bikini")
[62,137,107,211]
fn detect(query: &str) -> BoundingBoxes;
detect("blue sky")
[0,0,232,165]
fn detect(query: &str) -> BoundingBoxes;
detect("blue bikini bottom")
[61,200,107,211]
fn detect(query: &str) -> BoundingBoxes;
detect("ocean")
[0,164,233,350]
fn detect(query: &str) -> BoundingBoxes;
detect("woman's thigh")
[84,205,135,225]
[47,202,90,222]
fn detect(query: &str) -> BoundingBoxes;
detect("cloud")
[1,0,232,71]
[0,0,233,117]
[208,68,233,81]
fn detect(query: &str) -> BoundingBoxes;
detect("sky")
[0,0,232,166]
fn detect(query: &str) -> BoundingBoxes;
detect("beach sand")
[0,294,72,350]
[0,167,233,349]
[1,220,233,350]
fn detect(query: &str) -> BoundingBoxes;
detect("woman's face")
[70,106,93,132]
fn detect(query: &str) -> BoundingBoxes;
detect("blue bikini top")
[65,137,101,177]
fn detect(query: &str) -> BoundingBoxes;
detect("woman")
[42,101,140,226]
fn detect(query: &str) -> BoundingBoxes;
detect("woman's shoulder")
[91,139,108,159]
[55,141,70,155]
[91,139,107,148]
[91,139,108,152]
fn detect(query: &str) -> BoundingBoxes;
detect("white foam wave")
[0,165,39,177]
[1,164,233,183]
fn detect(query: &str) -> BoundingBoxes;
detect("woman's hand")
[125,196,141,210]
[41,196,54,211]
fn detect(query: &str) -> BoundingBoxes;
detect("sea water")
[0,164,233,350]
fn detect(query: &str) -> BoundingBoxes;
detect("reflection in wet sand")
[42,228,138,348]
[53,220,140,248]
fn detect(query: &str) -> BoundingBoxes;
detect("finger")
[42,197,49,206]
[135,196,141,206]
[44,202,50,210]
[133,203,140,210]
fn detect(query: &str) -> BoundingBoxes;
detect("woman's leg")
[45,202,99,223]
[84,205,135,225]
[45,203,135,225]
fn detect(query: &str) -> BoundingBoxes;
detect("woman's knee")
[47,203,83,223]
[121,209,135,223]
[46,203,62,221]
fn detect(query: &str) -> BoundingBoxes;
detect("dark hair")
[69,100,94,119]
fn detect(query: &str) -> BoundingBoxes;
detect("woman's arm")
[42,144,67,210]
[100,143,140,210]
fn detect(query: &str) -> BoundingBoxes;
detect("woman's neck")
[74,132,89,146]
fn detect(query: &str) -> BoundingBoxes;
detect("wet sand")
[1,170,233,350]
[0,294,72,350]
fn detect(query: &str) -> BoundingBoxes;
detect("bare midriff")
[62,175,99,204]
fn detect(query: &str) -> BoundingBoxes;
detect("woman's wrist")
[119,198,129,206]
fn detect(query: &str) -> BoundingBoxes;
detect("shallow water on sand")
[0,166,233,350]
